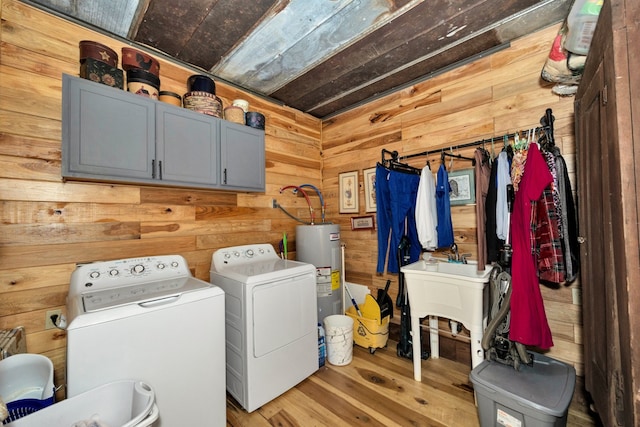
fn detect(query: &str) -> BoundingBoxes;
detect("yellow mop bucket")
[346,294,390,354]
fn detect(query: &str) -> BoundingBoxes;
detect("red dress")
[509,144,554,348]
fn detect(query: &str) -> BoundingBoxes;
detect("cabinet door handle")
[159,161,163,180]
[152,159,156,179]
[223,168,227,184]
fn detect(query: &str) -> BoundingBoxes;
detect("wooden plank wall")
[0,0,321,393]
[0,0,584,388]
[321,23,585,374]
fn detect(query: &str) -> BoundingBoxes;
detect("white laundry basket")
[0,354,55,422]
[4,380,158,427]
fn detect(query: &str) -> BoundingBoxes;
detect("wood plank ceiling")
[24,0,571,118]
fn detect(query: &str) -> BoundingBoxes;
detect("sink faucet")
[449,243,459,262]
[448,244,473,263]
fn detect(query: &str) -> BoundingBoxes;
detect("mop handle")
[345,284,362,317]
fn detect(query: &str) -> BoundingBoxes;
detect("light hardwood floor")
[226,340,600,426]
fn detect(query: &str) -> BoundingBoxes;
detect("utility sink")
[407,258,493,280]
[400,259,493,381]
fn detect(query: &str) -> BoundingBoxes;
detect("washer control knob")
[224,253,231,259]
[258,248,265,254]
[245,249,254,258]
[233,251,240,258]
[131,264,145,275]
[89,271,100,279]
[109,269,119,277]
[171,261,179,268]
[157,263,166,270]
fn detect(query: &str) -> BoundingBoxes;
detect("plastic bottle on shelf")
[564,0,604,55]
[318,323,326,367]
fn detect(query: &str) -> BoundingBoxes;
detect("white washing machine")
[66,255,226,427]
[210,244,318,412]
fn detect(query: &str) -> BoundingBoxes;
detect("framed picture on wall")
[448,168,475,206]
[350,215,375,230]
[339,170,359,213]
[363,167,377,213]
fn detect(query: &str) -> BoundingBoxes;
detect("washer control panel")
[212,244,279,269]
[81,276,188,312]
[69,255,191,298]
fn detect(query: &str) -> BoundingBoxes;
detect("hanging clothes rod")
[395,128,543,162]
[441,151,475,164]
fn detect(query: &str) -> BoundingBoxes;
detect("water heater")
[296,224,342,323]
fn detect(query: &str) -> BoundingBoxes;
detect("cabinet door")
[62,74,155,180]
[220,122,265,191]
[156,104,219,186]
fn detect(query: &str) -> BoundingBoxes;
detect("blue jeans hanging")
[376,164,421,273]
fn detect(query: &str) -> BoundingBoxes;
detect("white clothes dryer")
[66,255,226,427]
[210,244,318,412]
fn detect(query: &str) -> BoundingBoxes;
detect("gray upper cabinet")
[156,104,218,186]
[62,74,155,180]
[221,121,265,190]
[61,74,265,192]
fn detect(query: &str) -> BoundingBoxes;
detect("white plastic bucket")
[323,315,354,366]
[0,353,54,402]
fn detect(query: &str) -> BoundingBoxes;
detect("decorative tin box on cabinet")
[79,58,124,89]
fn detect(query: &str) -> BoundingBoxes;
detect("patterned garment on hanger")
[543,149,563,233]
[533,185,566,284]
[510,148,528,192]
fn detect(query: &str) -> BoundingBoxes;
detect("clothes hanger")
[390,160,421,175]
[441,148,476,166]
[503,134,514,160]
[379,149,421,174]
[478,139,491,166]
[538,109,556,151]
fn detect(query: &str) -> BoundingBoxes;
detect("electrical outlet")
[45,309,62,330]
[271,198,277,208]
[572,287,582,305]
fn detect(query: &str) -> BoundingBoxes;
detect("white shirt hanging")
[496,151,512,241]
[415,164,438,250]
